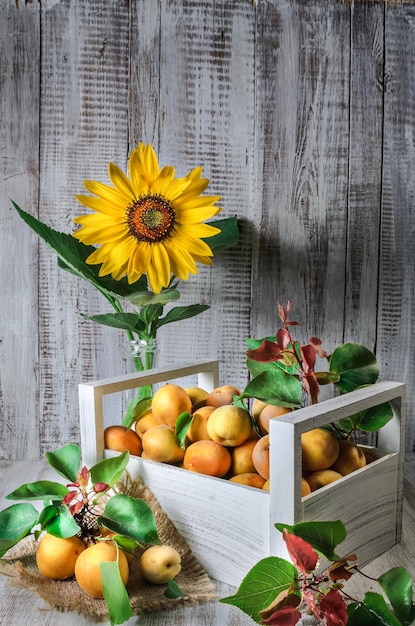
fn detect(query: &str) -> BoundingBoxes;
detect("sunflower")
[73,142,222,294]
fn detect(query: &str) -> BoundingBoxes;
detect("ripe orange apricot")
[205,385,241,407]
[251,398,268,420]
[256,404,293,435]
[104,425,142,457]
[206,405,252,447]
[141,425,184,464]
[262,479,270,491]
[306,469,343,492]
[184,386,209,411]
[229,472,266,489]
[134,410,159,439]
[36,533,86,579]
[331,439,366,475]
[230,437,259,475]
[75,541,129,598]
[183,440,232,477]
[186,405,215,443]
[301,428,340,472]
[252,434,270,480]
[301,477,312,497]
[151,383,192,427]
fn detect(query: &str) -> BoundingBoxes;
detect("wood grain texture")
[1,0,415,460]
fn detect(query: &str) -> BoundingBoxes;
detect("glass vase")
[128,337,157,405]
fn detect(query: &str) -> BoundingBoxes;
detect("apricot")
[301,428,340,472]
[186,405,215,443]
[230,437,259,475]
[262,479,270,491]
[301,477,311,497]
[252,434,270,480]
[141,424,184,464]
[251,398,268,420]
[183,440,232,477]
[36,533,86,579]
[184,386,209,410]
[104,425,142,457]
[139,544,181,584]
[205,385,241,407]
[331,439,366,475]
[134,410,159,439]
[256,404,293,435]
[229,472,266,489]
[151,383,192,427]
[75,541,129,598]
[306,469,343,492]
[206,405,252,447]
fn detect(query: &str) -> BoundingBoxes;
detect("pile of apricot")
[104,384,370,494]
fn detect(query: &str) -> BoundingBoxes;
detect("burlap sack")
[0,477,216,621]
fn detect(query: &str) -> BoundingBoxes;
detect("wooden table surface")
[1,456,414,626]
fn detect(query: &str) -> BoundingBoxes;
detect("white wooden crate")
[78,361,405,587]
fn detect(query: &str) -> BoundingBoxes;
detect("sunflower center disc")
[128,195,175,243]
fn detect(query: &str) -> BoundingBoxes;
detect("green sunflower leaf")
[155,304,210,329]
[45,443,81,482]
[82,312,145,334]
[126,288,180,307]
[0,503,39,557]
[205,216,239,252]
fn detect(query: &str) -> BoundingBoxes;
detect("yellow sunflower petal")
[108,162,136,200]
[175,207,222,224]
[176,222,220,239]
[82,180,131,207]
[172,230,214,257]
[74,195,126,215]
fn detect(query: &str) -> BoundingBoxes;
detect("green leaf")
[356,402,394,432]
[82,312,145,334]
[359,592,404,626]
[221,556,298,623]
[13,202,144,300]
[111,534,139,555]
[315,371,341,385]
[274,520,346,561]
[37,504,60,530]
[44,505,80,538]
[164,579,183,599]
[378,567,415,626]
[329,343,379,394]
[122,396,153,429]
[45,444,81,482]
[175,412,193,449]
[241,369,303,408]
[101,560,133,625]
[347,602,391,626]
[100,494,160,545]
[204,216,239,252]
[155,304,210,330]
[6,480,69,501]
[126,288,180,307]
[0,503,39,557]
[90,451,130,488]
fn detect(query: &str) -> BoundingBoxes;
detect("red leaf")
[328,554,357,581]
[277,328,291,350]
[282,529,318,575]
[301,344,316,371]
[304,371,320,405]
[308,336,327,359]
[261,606,302,626]
[94,482,109,493]
[63,490,79,505]
[246,340,283,363]
[77,466,90,488]
[320,590,348,626]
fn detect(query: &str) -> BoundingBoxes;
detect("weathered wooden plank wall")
[1,0,414,461]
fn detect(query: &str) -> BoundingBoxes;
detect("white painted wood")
[79,366,405,587]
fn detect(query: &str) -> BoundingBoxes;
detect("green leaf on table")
[43,504,80,538]
[175,411,193,449]
[164,579,183,599]
[45,443,81,482]
[101,560,133,625]
[378,567,415,626]
[0,503,39,557]
[241,369,302,408]
[205,216,239,252]
[221,556,298,623]
[6,480,69,501]
[274,520,346,561]
[90,451,129,488]
[329,343,379,393]
[155,304,210,329]
[99,494,159,545]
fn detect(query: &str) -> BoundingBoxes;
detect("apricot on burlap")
[0,477,216,621]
